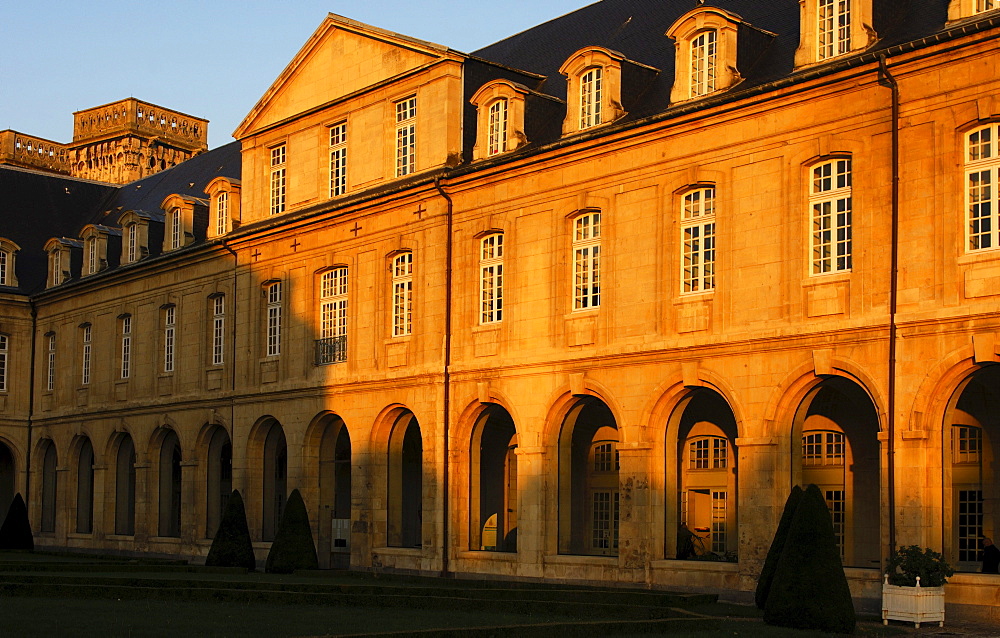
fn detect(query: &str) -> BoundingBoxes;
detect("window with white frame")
[395,97,417,177]
[216,191,229,236]
[579,68,603,130]
[50,247,65,286]
[480,234,504,324]
[966,123,1000,252]
[329,122,347,197]
[46,333,55,391]
[0,244,11,287]
[212,295,225,366]
[487,100,508,156]
[270,144,286,216]
[392,253,413,337]
[120,316,132,379]
[689,436,728,469]
[0,334,7,392]
[170,208,183,250]
[318,268,348,364]
[690,31,717,97]
[810,158,852,274]
[977,0,997,12]
[163,306,176,373]
[81,324,91,386]
[266,282,282,357]
[818,0,851,60]
[125,223,138,263]
[953,425,982,464]
[573,212,601,310]
[802,430,846,466]
[681,187,716,293]
[87,237,99,275]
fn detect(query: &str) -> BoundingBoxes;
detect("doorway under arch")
[205,426,232,539]
[114,434,136,536]
[158,431,182,537]
[75,437,95,534]
[262,420,288,542]
[0,442,14,525]
[316,415,351,565]
[39,441,57,534]
[470,404,518,552]
[387,411,422,548]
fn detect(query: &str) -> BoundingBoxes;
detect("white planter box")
[882,576,945,628]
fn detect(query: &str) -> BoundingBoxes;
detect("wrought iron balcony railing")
[315,336,347,365]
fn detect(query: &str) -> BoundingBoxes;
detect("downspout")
[433,176,454,578]
[878,54,899,552]
[220,241,239,484]
[25,300,38,509]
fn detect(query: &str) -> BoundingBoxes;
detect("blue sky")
[1,0,590,149]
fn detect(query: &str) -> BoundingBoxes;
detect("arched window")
[572,212,601,310]
[809,158,852,275]
[206,426,232,538]
[0,334,7,393]
[387,411,422,548]
[158,431,182,537]
[262,421,287,541]
[76,438,95,534]
[216,191,229,236]
[579,68,603,130]
[690,31,717,97]
[680,187,716,294]
[817,0,851,60]
[40,441,57,533]
[0,238,18,288]
[124,222,138,263]
[115,435,136,536]
[966,123,1000,252]
[318,268,348,364]
[480,234,504,324]
[470,405,517,552]
[487,100,509,156]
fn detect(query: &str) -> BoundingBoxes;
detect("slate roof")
[0,141,240,295]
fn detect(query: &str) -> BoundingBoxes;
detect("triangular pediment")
[235,14,456,139]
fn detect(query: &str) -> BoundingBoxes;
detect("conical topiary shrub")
[763,484,855,634]
[755,485,803,609]
[206,490,256,570]
[265,489,318,574]
[0,493,34,550]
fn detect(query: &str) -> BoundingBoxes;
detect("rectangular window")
[81,325,91,386]
[392,253,413,337]
[573,212,601,310]
[957,489,984,563]
[270,144,286,216]
[690,31,717,97]
[488,100,508,156]
[395,97,417,177]
[954,425,982,464]
[47,334,56,391]
[977,0,996,12]
[121,316,132,379]
[52,249,62,286]
[711,491,727,553]
[818,0,851,60]
[170,209,182,250]
[691,438,710,469]
[480,234,504,324]
[212,295,225,366]
[810,159,852,274]
[579,68,603,129]
[87,238,98,275]
[967,124,999,251]
[591,490,619,550]
[318,268,348,364]
[329,123,348,197]
[681,187,716,293]
[0,334,7,392]
[824,489,846,558]
[0,250,7,286]
[267,282,282,357]
[802,430,846,466]
[163,306,176,373]
[216,192,229,236]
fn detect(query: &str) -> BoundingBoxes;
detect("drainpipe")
[877,54,899,553]
[434,176,454,578]
[220,241,239,488]
[25,300,38,509]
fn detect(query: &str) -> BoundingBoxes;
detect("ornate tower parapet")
[68,98,209,184]
[0,130,71,175]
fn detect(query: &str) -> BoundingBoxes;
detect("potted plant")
[882,545,954,628]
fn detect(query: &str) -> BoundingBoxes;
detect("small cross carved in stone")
[413,204,426,220]
[251,249,262,262]
[290,238,301,252]
[350,222,363,236]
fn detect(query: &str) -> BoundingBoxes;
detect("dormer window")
[794,0,873,67]
[44,238,76,287]
[560,48,627,136]
[80,225,117,276]
[125,223,138,263]
[949,0,998,20]
[0,239,19,288]
[471,81,530,160]
[205,177,241,239]
[169,208,182,249]
[160,194,201,251]
[118,210,158,265]
[667,8,745,103]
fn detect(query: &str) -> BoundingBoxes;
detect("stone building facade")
[0,0,999,614]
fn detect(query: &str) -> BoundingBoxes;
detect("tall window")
[818,0,851,60]
[87,238,98,275]
[270,144,286,216]
[51,248,64,286]
[319,268,348,364]
[0,248,8,286]
[681,187,716,293]
[120,316,132,379]
[163,306,176,373]
[0,334,7,392]
[487,100,508,156]
[967,124,1000,251]
[480,234,504,324]
[125,223,138,263]
[81,325,91,386]
[169,209,182,250]
[266,282,282,357]
[573,212,601,310]
[690,31,717,97]
[329,122,347,197]
[810,158,852,274]
[392,253,413,337]
[212,295,225,366]
[216,192,229,236]
[977,0,997,12]
[46,334,55,391]
[579,68,603,130]
[395,97,417,177]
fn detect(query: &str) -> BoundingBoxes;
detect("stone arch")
[34,438,58,534]
[149,428,182,538]
[201,424,232,539]
[554,394,620,556]
[251,417,287,542]
[0,439,15,525]
[303,412,352,568]
[109,431,136,536]
[70,435,95,535]
[466,401,518,553]
[385,408,422,548]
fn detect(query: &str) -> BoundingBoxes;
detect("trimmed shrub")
[265,489,319,574]
[0,493,34,550]
[755,485,803,609]
[763,484,855,634]
[206,490,256,570]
